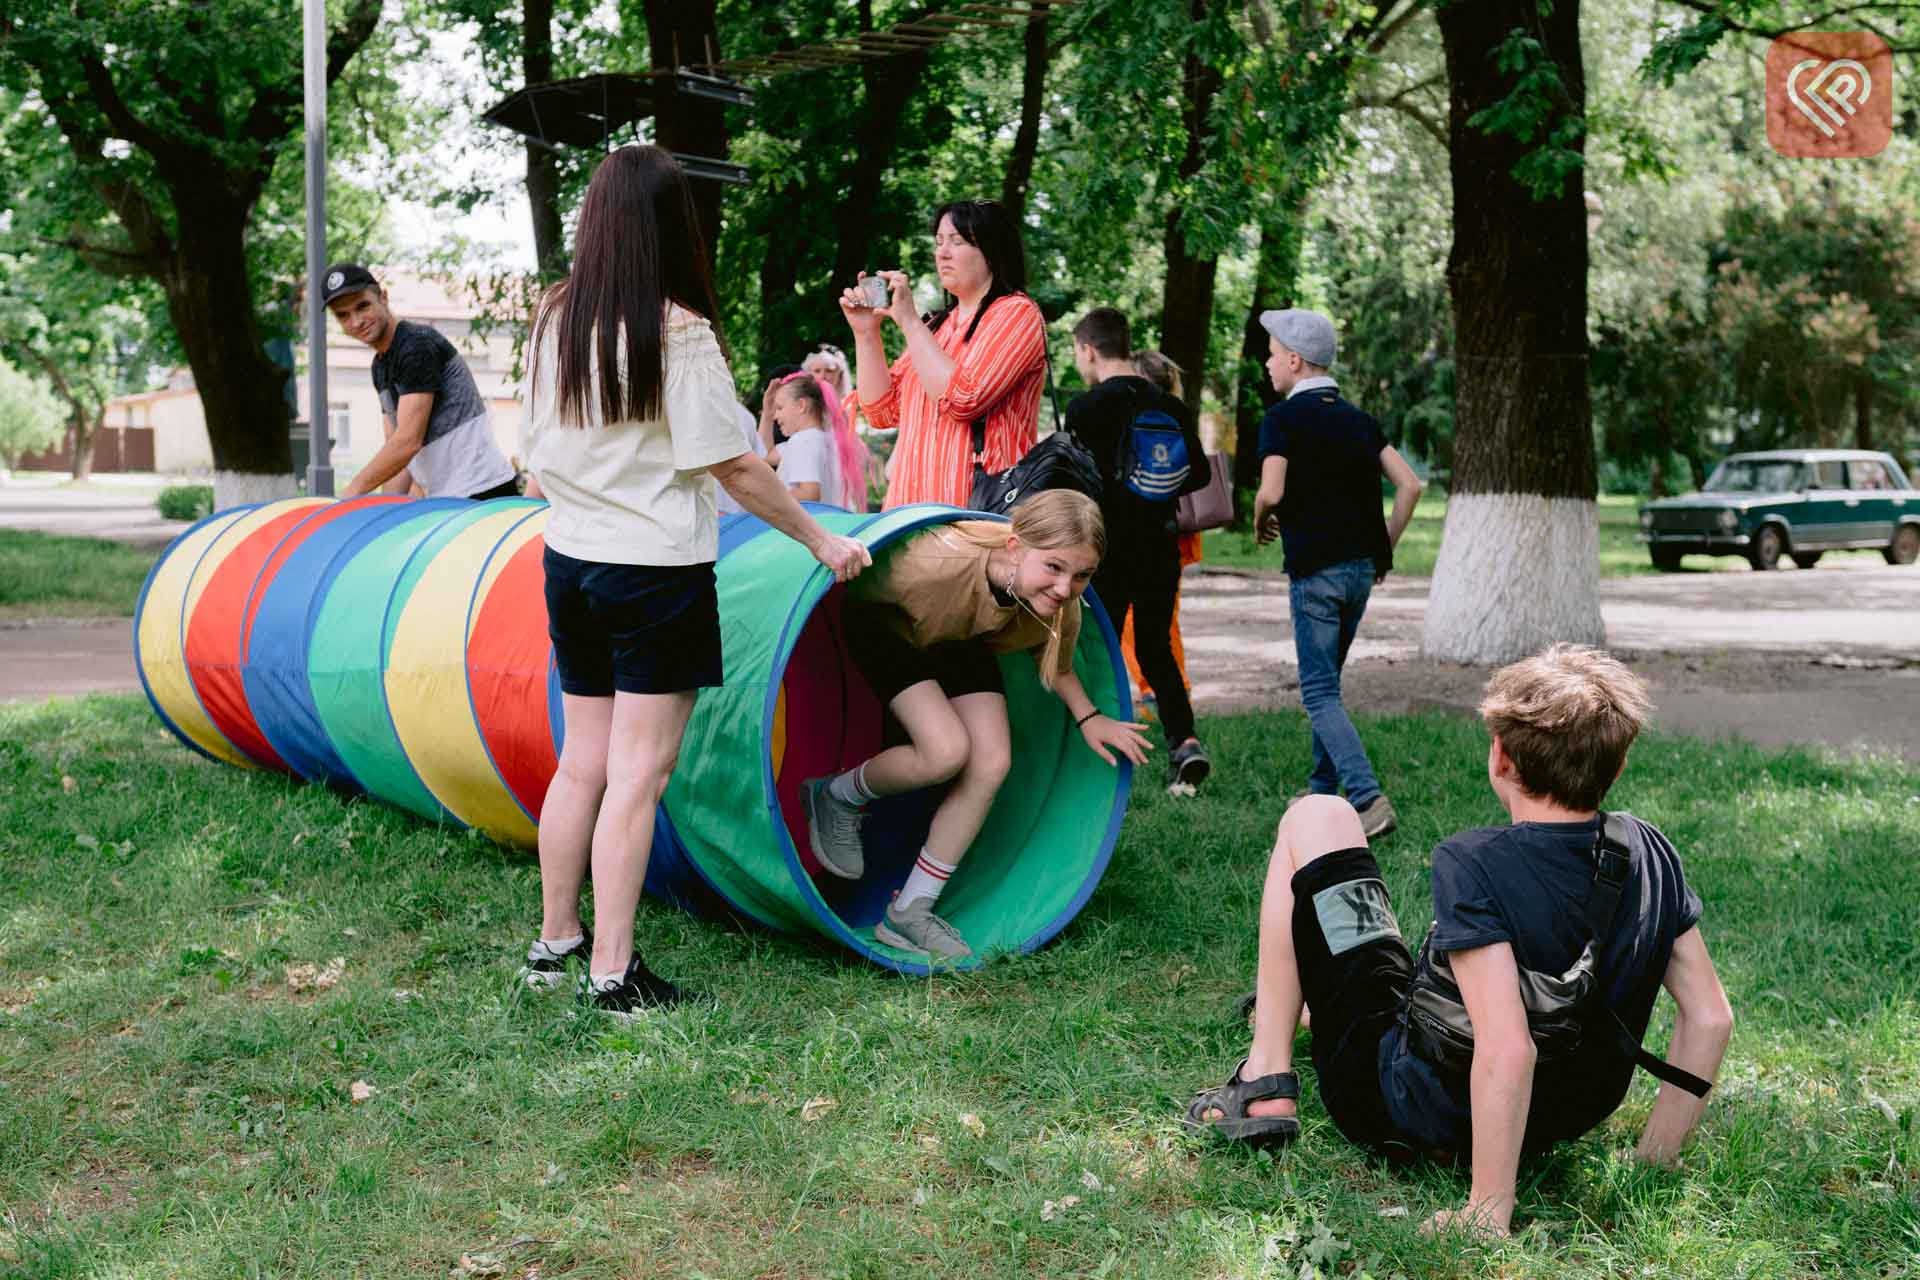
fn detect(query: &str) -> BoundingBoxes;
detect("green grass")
[3,695,1918,1278]
[0,530,162,622]
[1202,495,1887,576]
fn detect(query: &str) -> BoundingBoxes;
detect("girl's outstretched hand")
[1079,714,1152,767]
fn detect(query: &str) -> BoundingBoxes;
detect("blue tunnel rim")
[665,502,1135,977]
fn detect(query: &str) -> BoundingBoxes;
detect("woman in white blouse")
[520,146,869,1016]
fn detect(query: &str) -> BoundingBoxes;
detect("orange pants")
[1120,532,1200,700]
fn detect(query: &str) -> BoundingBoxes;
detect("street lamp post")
[303,0,333,496]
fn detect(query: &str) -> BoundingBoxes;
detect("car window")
[1812,460,1846,488]
[1847,460,1895,490]
[1705,460,1804,493]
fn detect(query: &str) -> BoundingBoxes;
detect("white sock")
[530,933,584,960]
[897,849,959,908]
[590,969,625,993]
[828,762,875,805]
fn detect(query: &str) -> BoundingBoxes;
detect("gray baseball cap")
[1259,308,1337,369]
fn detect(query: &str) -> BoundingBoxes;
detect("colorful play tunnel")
[134,496,1134,974]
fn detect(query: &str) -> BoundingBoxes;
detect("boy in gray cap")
[1252,309,1424,838]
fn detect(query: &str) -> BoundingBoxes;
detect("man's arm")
[343,394,431,497]
[1253,456,1287,546]
[1380,444,1424,548]
[1636,927,1733,1165]
[1427,942,1534,1239]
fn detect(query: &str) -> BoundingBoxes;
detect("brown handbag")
[1176,450,1234,533]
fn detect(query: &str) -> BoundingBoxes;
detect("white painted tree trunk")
[1422,493,1607,664]
[213,470,299,511]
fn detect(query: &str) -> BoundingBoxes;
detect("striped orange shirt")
[864,293,1047,509]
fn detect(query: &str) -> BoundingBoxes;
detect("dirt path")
[1178,561,1920,762]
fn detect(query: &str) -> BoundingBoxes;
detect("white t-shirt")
[776,428,839,508]
[522,306,749,565]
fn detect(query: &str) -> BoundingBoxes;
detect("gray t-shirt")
[372,320,515,498]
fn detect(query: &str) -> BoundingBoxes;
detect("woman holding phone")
[840,199,1048,510]
[519,145,869,1015]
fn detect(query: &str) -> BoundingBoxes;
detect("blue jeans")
[1288,558,1381,809]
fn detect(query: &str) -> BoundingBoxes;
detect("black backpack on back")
[962,301,1102,515]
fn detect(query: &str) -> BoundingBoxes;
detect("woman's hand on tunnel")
[1079,715,1153,767]
[812,534,872,583]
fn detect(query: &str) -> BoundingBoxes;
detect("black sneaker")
[1166,739,1211,794]
[520,929,593,990]
[585,955,700,1018]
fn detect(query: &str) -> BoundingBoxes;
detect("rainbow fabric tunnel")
[133,496,1134,974]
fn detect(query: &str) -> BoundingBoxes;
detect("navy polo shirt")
[1255,383,1393,580]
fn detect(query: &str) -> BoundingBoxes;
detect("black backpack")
[1400,812,1712,1098]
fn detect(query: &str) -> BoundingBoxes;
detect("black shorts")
[842,599,1004,709]
[1291,847,1418,1158]
[543,547,722,697]
[467,477,521,501]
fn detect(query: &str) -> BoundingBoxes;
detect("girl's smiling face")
[1010,540,1099,617]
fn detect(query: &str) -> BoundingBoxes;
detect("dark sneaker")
[801,777,866,880]
[585,955,699,1018]
[873,895,973,962]
[520,929,592,990]
[1357,794,1399,839]
[1166,739,1211,794]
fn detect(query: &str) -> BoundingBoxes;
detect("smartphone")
[858,276,890,309]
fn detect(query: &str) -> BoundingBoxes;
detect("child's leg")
[855,681,972,796]
[1209,796,1370,1122]
[922,691,1011,867]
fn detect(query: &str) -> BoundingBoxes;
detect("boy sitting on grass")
[1184,644,1734,1238]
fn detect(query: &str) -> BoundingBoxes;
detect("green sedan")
[1638,450,1920,571]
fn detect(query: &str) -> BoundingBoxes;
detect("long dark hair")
[925,198,1029,344]
[531,146,725,427]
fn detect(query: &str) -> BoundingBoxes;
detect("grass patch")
[2,695,1917,1277]
[0,530,160,622]
[1202,496,1886,577]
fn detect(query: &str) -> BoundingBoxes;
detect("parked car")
[1638,450,1920,571]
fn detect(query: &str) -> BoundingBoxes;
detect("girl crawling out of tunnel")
[799,489,1152,962]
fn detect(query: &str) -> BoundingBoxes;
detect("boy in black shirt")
[1067,309,1212,792]
[1253,309,1423,837]
[1185,645,1733,1240]
[321,264,518,501]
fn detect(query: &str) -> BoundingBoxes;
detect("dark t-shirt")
[1064,375,1209,543]
[371,320,489,445]
[1255,385,1392,579]
[1379,814,1703,1154]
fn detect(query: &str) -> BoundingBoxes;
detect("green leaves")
[1465,25,1586,201]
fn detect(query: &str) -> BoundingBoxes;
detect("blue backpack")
[1114,397,1193,504]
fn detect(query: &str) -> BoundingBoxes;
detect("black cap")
[319,262,378,305]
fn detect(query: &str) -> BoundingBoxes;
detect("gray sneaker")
[801,777,865,880]
[1357,794,1399,839]
[873,895,973,961]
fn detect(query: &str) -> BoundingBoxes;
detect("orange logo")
[1767,32,1893,158]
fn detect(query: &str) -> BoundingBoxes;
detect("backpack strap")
[1585,812,1714,1099]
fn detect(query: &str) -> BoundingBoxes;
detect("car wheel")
[1886,524,1920,566]
[1749,525,1784,571]
[1790,551,1823,570]
[1650,547,1683,572]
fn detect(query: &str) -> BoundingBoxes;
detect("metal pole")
[302,0,333,496]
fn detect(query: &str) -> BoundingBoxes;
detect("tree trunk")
[523,0,566,281]
[68,414,96,482]
[1231,190,1307,494]
[1157,0,1225,414]
[1854,376,1873,451]
[1424,0,1603,664]
[165,204,297,505]
[999,11,1050,229]
[643,0,728,264]
[830,48,934,293]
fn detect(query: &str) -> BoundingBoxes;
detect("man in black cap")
[321,263,519,501]
[1252,309,1424,838]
